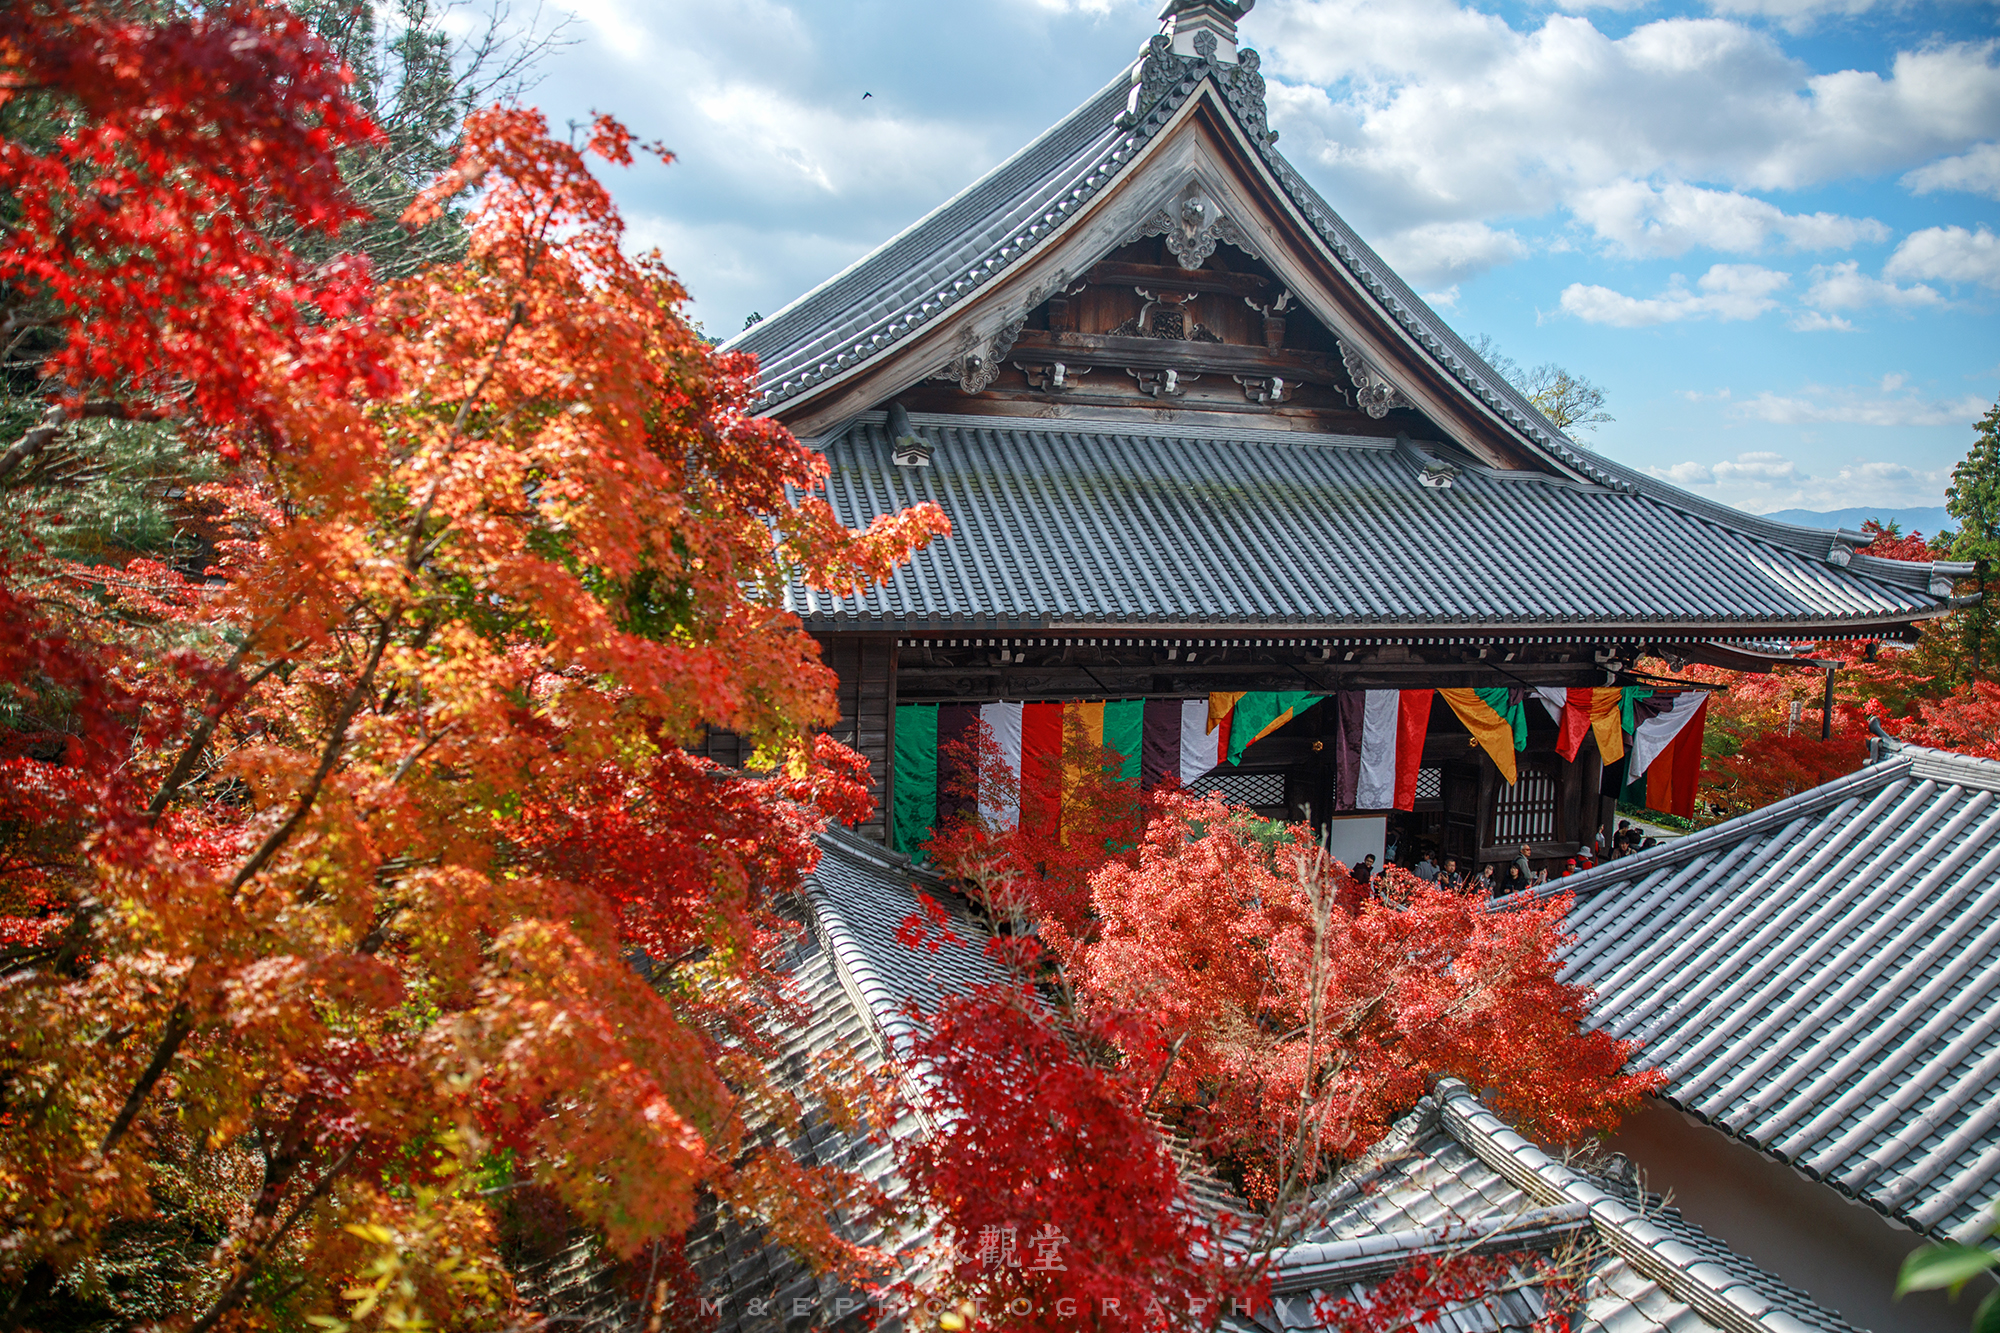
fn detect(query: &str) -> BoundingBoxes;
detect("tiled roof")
[1258,1080,1865,1333]
[1558,739,2000,1241]
[727,70,1132,409]
[804,826,1011,1044]
[718,36,1590,465]
[789,415,1949,634]
[728,33,1967,612]
[513,922,901,1333]
[526,830,1875,1331]
[521,830,1001,1333]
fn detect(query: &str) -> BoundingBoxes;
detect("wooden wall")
[816,634,897,844]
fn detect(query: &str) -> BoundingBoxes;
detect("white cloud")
[1560,263,1791,325]
[1569,179,1887,257]
[1885,225,2000,289]
[1790,309,1855,331]
[1714,449,1802,481]
[1902,142,2000,199]
[1263,6,2000,227]
[1800,259,1942,312]
[1373,221,1531,287]
[1735,386,1992,426]
[1703,0,1892,30]
[1646,448,1951,510]
[1423,284,1463,311]
[691,83,988,198]
[1259,5,2000,288]
[1648,460,1717,484]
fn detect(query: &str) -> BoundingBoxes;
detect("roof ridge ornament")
[1158,0,1252,62]
[1120,3,1274,146]
[1119,185,1255,268]
[931,316,1027,395]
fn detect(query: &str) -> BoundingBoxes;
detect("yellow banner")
[1439,688,1518,785]
[1588,688,1626,766]
[1207,691,1245,734]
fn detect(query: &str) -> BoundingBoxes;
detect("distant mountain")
[1759,507,1954,537]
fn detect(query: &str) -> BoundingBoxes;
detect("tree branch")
[230,615,395,893]
[97,1001,195,1154]
[0,399,147,484]
[0,404,65,483]
[185,1139,364,1333]
[148,655,287,817]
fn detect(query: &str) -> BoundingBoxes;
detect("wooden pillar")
[1558,750,1582,847]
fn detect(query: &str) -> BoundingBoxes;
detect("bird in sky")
[862,91,872,98]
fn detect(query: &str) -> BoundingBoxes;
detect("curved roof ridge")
[721,67,1135,397]
[1554,753,2000,1240]
[1872,733,2000,788]
[1533,758,1913,903]
[729,28,1953,595]
[1432,1080,1864,1332]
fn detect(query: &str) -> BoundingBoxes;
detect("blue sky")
[513,0,2000,517]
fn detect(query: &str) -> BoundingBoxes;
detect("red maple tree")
[1,10,948,1328]
[901,734,1657,1330]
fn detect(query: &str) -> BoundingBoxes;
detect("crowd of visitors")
[1384,818,1667,896]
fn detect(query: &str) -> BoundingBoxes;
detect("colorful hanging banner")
[1534,687,1629,765]
[1437,688,1525,784]
[1212,691,1323,766]
[895,683,1710,856]
[978,700,1024,828]
[1629,691,1706,778]
[893,704,938,858]
[1333,688,1432,811]
[1623,691,1708,819]
[893,696,1236,857]
[1140,698,1221,791]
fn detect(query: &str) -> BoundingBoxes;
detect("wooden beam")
[1084,260,1275,300]
[1009,329,1342,384]
[891,661,1613,696]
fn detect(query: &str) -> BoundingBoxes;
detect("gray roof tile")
[1259,1081,1863,1333]
[1557,740,2000,1240]
[726,71,1131,408]
[791,416,1944,633]
[726,39,1966,609]
[526,833,1870,1333]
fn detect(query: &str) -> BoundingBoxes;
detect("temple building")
[724,0,1965,872]
[505,7,2000,1330]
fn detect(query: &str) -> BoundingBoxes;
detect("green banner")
[893,704,937,858]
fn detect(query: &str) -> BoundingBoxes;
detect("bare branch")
[0,404,65,483]
[147,654,288,817]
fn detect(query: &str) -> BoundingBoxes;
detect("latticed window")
[1187,770,1285,806]
[1490,761,1559,844]
[1415,767,1443,803]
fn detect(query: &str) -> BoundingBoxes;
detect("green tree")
[292,0,573,281]
[1897,1198,1998,1333]
[1946,400,2000,677]
[1,0,568,576]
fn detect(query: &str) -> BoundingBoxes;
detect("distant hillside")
[1760,506,1954,537]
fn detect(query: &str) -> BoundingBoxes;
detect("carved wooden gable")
[732,20,1605,481]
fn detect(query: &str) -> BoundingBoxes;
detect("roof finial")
[1156,0,1252,65]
